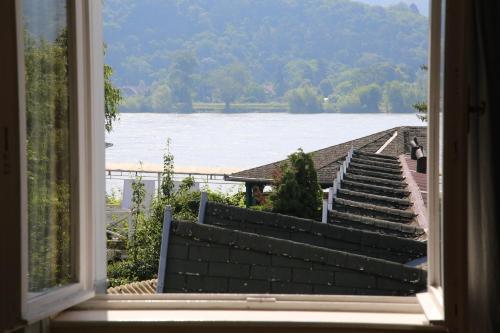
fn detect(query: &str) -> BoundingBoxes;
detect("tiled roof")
[204,202,426,264]
[111,127,428,295]
[225,126,427,186]
[157,220,426,295]
[107,279,157,294]
[328,150,426,240]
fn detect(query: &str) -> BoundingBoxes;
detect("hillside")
[356,0,428,15]
[103,0,428,113]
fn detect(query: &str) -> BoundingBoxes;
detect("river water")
[105,112,424,194]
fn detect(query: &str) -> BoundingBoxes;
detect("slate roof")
[107,279,157,294]
[157,219,426,295]
[328,149,427,239]
[225,126,427,186]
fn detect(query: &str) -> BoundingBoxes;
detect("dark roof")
[204,202,426,263]
[157,219,426,295]
[328,149,427,237]
[225,126,427,186]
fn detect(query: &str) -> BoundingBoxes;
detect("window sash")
[16,0,105,323]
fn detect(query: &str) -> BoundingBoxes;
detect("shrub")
[107,140,246,287]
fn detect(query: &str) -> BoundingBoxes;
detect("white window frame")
[15,0,105,323]
[61,0,448,325]
[415,0,445,323]
[2,0,469,330]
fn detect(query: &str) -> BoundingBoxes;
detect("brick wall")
[159,220,427,295]
[204,202,426,263]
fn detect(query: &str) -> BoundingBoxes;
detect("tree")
[413,101,428,122]
[210,63,249,109]
[150,83,172,112]
[271,149,322,219]
[413,65,428,121]
[160,138,175,200]
[319,79,333,97]
[357,84,382,112]
[383,81,410,113]
[285,84,324,113]
[167,51,197,112]
[104,63,123,132]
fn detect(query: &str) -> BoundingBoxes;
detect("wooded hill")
[103,0,428,113]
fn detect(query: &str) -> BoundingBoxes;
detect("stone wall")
[159,221,427,295]
[204,202,426,263]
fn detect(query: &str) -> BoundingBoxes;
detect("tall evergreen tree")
[271,149,322,219]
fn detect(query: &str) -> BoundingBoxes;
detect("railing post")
[156,206,172,293]
[322,192,328,223]
[198,191,208,224]
[328,187,334,210]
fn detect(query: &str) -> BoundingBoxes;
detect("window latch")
[469,101,486,115]
[245,296,277,303]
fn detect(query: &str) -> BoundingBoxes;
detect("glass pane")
[23,0,73,293]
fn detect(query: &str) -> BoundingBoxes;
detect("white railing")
[323,147,354,223]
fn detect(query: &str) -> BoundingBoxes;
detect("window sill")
[51,294,447,332]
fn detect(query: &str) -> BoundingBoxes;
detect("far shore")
[120,102,418,114]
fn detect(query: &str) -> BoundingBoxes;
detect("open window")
[1,0,105,327]
[0,0,470,331]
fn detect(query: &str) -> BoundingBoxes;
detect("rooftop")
[109,126,429,296]
[225,126,427,186]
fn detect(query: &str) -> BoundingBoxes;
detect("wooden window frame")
[1,0,470,331]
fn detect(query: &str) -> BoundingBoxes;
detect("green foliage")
[337,83,382,113]
[210,63,250,109]
[271,149,322,219]
[285,84,324,113]
[107,142,245,287]
[104,0,429,114]
[161,139,175,199]
[167,51,197,112]
[413,65,428,121]
[413,101,428,122]
[106,189,122,206]
[104,63,122,132]
[25,26,73,291]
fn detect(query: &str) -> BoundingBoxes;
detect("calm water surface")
[106,112,424,171]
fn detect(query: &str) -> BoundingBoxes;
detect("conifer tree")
[271,149,322,219]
